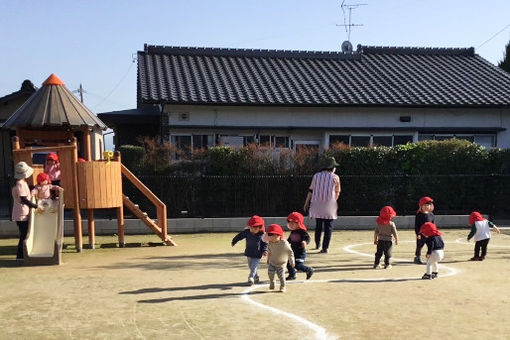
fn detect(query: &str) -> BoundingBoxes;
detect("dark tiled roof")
[138,44,510,107]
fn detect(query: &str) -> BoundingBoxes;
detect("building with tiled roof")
[99,43,510,150]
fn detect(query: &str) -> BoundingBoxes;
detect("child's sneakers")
[306,268,314,280]
[269,281,275,290]
[286,275,296,280]
[421,273,432,280]
[373,263,382,269]
[384,264,392,269]
[248,277,255,286]
[279,286,286,293]
[431,272,438,279]
[254,275,260,284]
[469,256,479,261]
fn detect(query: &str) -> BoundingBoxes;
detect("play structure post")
[71,138,83,252]
[114,151,125,247]
[83,126,95,249]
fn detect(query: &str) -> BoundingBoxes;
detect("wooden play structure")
[5,73,176,251]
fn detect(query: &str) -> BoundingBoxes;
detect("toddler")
[286,212,314,280]
[419,222,444,280]
[44,152,61,185]
[266,224,294,292]
[373,206,399,269]
[232,215,268,285]
[414,196,435,264]
[467,211,500,261]
[31,173,62,213]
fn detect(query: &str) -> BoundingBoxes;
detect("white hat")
[14,161,34,179]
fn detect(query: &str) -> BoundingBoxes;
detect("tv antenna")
[337,0,367,51]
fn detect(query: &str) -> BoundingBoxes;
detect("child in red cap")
[414,196,435,264]
[467,211,500,261]
[373,206,399,269]
[266,224,294,292]
[232,215,268,285]
[31,172,63,213]
[44,153,61,186]
[419,222,444,279]
[286,212,314,280]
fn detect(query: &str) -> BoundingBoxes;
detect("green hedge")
[117,139,510,217]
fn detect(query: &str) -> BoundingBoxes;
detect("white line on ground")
[240,239,462,340]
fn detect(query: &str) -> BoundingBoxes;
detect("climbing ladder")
[121,164,177,246]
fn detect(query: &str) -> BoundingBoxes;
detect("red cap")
[420,222,442,237]
[266,224,284,237]
[287,211,307,230]
[247,215,265,233]
[36,172,50,184]
[418,196,434,207]
[46,153,59,162]
[376,206,397,225]
[469,212,485,225]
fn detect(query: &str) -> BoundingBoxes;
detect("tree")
[499,40,510,73]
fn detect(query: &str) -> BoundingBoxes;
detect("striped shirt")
[308,171,340,219]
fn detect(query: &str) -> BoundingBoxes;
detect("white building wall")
[163,105,510,148]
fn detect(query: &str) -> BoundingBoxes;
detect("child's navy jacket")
[232,230,268,258]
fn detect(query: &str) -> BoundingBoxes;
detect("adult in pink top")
[304,157,341,253]
[11,162,40,260]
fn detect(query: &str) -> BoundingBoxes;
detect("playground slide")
[23,195,64,265]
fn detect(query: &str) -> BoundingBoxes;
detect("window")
[393,135,413,145]
[329,134,414,147]
[257,135,289,148]
[259,135,271,147]
[475,135,495,148]
[417,134,495,148]
[351,136,371,147]
[372,136,393,147]
[171,134,214,158]
[274,136,289,148]
[171,135,192,158]
[329,135,350,146]
[243,136,255,146]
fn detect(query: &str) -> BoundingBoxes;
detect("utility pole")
[78,84,84,103]
[73,83,87,103]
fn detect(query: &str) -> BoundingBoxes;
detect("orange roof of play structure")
[2,73,107,130]
[42,73,65,86]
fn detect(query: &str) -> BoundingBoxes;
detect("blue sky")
[1,0,510,116]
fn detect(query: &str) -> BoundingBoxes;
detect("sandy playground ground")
[0,229,509,340]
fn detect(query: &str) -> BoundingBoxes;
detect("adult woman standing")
[11,161,40,261]
[303,157,341,253]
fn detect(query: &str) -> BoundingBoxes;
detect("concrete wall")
[0,215,471,237]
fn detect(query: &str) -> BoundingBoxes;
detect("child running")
[414,196,435,264]
[31,173,63,213]
[231,215,268,285]
[467,211,500,261]
[266,224,294,292]
[286,212,314,280]
[419,222,444,280]
[373,206,399,269]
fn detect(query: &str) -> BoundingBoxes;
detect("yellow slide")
[23,195,64,265]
